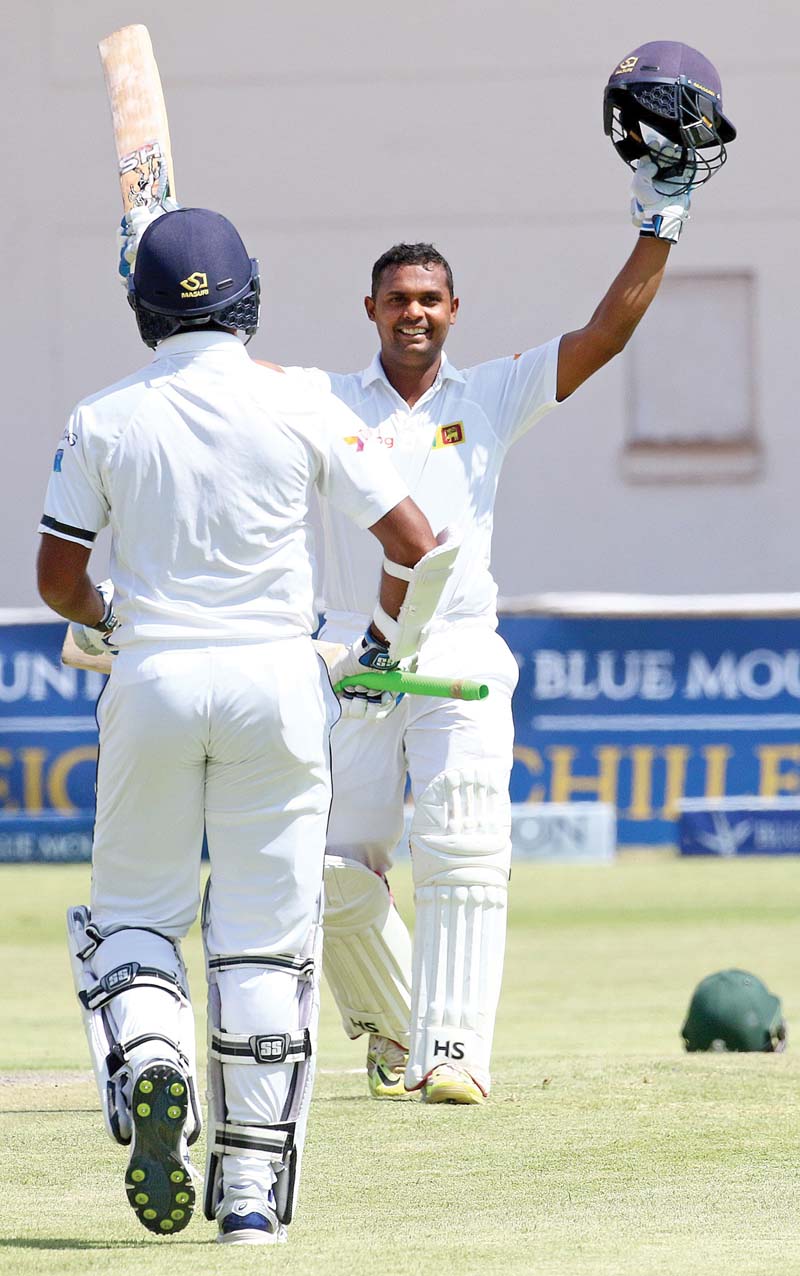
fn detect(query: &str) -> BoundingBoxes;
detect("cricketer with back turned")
[36,207,452,1245]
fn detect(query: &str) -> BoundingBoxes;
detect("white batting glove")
[324,628,402,722]
[631,156,692,243]
[71,580,120,656]
[117,199,179,286]
[339,685,401,722]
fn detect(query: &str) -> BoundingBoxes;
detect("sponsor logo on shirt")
[53,449,63,472]
[61,425,77,446]
[431,421,464,449]
[343,430,394,452]
[180,271,210,299]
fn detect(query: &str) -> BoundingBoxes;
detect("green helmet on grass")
[682,969,786,1053]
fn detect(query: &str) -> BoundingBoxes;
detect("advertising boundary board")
[0,802,617,866]
[678,796,800,857]
[4,596,800,857]
[501,595,800,846]
[0,613,104,854]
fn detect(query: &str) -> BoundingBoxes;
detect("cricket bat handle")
[335,671,489,701]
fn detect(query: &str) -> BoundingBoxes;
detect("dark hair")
[371,243,454,299]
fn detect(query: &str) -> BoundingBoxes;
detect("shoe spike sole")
[125,1063,194,1235]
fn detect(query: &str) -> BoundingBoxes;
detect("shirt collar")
[360,350,466,391]
[152,330,248,360]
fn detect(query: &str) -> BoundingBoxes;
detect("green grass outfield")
[2,857,799,1276]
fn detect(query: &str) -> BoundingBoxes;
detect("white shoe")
[216,1197,287,1245]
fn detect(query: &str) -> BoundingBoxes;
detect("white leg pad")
[203,902,321,1228]
[66,905,201,1145]
[405,766,512,1095]
[322,856,412,1047]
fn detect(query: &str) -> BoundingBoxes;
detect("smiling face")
[365,262,459,375]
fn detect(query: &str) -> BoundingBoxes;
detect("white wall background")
[2,0,797,606]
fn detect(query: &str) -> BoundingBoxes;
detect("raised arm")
[556,37,737,402]
[556,235,670,402]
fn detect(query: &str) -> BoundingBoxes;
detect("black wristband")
[365,623,390,648]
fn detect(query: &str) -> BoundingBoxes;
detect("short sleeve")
[314,395,408,528]
[38,410,109,546]
[476,336,561,448]
[282,365,333,394]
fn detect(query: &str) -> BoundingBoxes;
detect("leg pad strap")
[202,901,321,1230]
[212,1120,295,1162]
[80,963,187,1012]
[210,1028,312,1066]
[67,905,202,1147]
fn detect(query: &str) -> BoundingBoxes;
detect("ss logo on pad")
[251,1034,289,1063]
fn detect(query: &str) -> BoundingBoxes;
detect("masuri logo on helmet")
[128,208,260,349]
[180,272,209,299]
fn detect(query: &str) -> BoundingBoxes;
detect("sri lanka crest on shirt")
[431,421,464,449]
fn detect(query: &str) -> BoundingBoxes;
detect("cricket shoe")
[124,1061,195,1236]
[217,1198,287,1246]
[366,1034,413,1100]
[421,1064,486,1106]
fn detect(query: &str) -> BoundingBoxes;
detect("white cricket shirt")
[285,340,561,629]
[39,331,407,644]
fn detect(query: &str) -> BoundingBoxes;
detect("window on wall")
[622,272,759,482]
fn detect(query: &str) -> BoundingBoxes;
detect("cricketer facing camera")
[36,207,450,1245]
[278,41,737,1105]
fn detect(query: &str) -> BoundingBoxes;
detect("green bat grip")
[335,671,489,700]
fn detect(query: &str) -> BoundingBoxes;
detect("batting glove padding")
[325,629,402,722]
[117,199,179,285]
[70,579,120,656]
[631,157,692,243]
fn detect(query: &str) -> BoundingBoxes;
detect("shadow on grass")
[1,1108,98,1116]
[313,1094,372,1103]
[0,1238,201,1250]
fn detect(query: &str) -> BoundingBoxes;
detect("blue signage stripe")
[1,716,98,732]
[533,713,800,732]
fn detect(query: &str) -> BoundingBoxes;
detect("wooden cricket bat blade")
[98,24,176,215]
[61,626,113,675]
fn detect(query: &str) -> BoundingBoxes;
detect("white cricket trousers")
[319,620,519,870]
[91,637,339,953]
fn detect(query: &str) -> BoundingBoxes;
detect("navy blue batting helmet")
[128,207,260,348]
[604,41,736,190]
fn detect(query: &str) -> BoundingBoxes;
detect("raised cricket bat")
[98,24,176,216]
[60,628,489,701]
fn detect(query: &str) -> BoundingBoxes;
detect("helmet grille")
[630,82,678,119]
